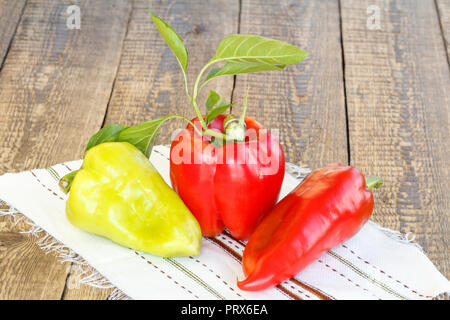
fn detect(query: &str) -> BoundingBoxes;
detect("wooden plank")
[341,0,449,277]
[0,0,27,67]
[232,0,348,169]
[436,0,450,63]
[61,267,113,300]
[0,215,72,300]
[103,0,240,142]
[0,0,131,299]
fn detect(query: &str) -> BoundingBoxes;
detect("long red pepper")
[237,163,381,291]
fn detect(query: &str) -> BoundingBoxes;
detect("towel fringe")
[107,287,130,300]
[285,162,311,180]
[0,199,130,299]
[0,200,22,225]
[366,220,425,253]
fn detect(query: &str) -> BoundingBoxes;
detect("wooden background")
[0,0,448,299]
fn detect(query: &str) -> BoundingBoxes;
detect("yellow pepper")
[65,142,201,257]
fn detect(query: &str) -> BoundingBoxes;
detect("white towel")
[0,145,448,300]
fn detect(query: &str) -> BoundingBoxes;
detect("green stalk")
[59,169,80,194]
[182,72,191,102]
[191,62,213,130]
[170,115,203,137]
[366,177,383,189]
[190,60,228,141]
[239,87,250,126]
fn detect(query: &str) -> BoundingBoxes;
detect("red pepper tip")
[237,274,275,292]
[236,278,252,291]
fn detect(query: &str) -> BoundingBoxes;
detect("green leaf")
[206,90,228,110]
[205,91,231,124]
[211,34,308,65]
[205,61,286,83]
[149,8,188,72]
[117,115,175,157]
[206,90,220,112]
[206,104,232,123]
[85,124,127,154]
[197,35,308,92]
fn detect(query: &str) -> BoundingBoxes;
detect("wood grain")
[0,224,69,299]
[104,0,239,142]
[0,0,131,299]
[0,206,69,300]
[436,0,450,63]
[0,0,27,67]
[341,0,449,277]
[232,0,348,168]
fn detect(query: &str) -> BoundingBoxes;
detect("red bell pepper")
[237,163,381,291]
[170,114,285,240]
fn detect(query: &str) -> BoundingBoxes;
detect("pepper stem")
[239,86,250,126]
[366,176,383,189]
[59,169,80,194]
[223,115,246,142]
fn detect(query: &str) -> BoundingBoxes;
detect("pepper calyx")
[59,169,80,194]
[366,176,383,190]
[223,115,246,142]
